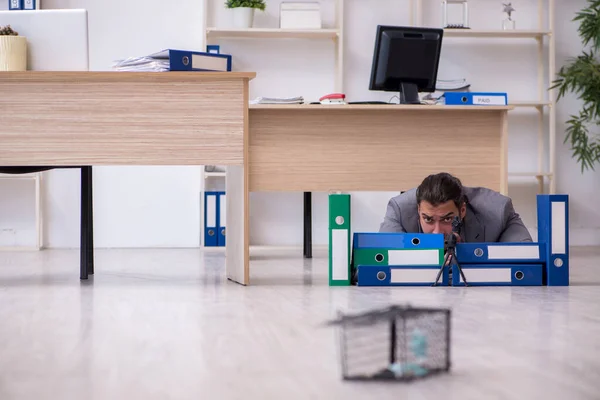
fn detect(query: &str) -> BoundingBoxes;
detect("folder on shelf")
[217,191,226,247]
[356,265,449,287]
[537,194,569,286]
[23,0,36,10]
[452,264,543,286]
[444,91,508,106]
[9,0,22,10]
[204,191,218,247]
[329,193,351,286]
[455,242,545,264]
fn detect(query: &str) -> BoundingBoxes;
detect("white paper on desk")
[250,96,304,104]
[436,78,470,91]
[112,56,170,72]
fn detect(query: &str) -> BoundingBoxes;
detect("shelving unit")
[202,0,344,91]
[0,172,43,251]
[200,0,344,249]
[206,27,340,39]
[411,0,556,194]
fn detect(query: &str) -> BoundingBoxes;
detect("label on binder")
[473,95,506,105]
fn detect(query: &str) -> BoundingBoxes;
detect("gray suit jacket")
[379,187,532,242]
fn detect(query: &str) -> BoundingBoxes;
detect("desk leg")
[303,192,312,259]
[225,165,249,285]
[80,166,94,280]
[87,167,94,275]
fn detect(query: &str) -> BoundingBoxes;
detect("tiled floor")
[0,245,599,400]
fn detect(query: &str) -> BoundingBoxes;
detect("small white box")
[280,2,322,30]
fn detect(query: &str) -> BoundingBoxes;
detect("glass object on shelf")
[502,2,516,30]
[442,0,469,29]
[205,165,225,173]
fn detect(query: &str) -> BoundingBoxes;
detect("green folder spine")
[329,193,351,286]
[353,248,444,267]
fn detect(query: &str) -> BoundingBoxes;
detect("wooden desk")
[249,104,512,192]
[0,75,514,287]
[244,103,513,283]
[0,71,255,284]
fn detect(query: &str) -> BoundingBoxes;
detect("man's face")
[418,200,466,235]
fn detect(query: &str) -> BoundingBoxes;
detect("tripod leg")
[432,252,450,287]
[453,255,469,287]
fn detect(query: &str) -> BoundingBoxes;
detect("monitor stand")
[399,82,421,105]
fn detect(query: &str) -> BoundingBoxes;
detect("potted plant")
[0,24,27,72]
[225,0,267,29]
[551,0,600,172]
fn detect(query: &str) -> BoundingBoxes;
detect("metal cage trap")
[327,304,451,381]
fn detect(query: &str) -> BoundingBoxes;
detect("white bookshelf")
[412,0,557,194]
[442,29,550,39]
[205,27,340,39]
[0,172,43,251]
[200,0,345,247]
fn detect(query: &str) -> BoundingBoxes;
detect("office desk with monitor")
[246,103,513,283]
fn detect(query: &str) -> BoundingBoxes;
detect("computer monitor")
[369,25,443,104]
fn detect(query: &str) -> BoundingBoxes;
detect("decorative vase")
[231,7,255,29]
[0,35,27,71]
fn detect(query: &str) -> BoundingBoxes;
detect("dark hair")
[416,173,465,209]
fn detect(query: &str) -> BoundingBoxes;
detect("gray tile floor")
[0,245,599,400]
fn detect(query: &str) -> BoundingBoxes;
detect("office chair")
[0,166,94,280]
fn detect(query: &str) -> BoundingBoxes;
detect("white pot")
[0,36,27,71]
[231,7,255,29]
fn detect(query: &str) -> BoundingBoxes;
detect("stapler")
[319,93,346,105]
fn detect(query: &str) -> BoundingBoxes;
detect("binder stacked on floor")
[329,193,351,286]
[452,194,569,287]
[334,194,569,288]
[204,191,226,247]
[352,232,447,286]
[537,194,569,286]
[453,242,545,286]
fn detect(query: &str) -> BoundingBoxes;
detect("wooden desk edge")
[0,71,257,82]
[249,104,514,111]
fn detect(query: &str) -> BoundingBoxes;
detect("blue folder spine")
[9,0,22,10]
[353,232,444,249]
[452,264,543,286]
[455,242,545,264]
[168,49,232,72]
[445,92,508,106]
[537,194,569,286]
[357,265,448,287]
[217,191,226,247]
[204,191,218,247]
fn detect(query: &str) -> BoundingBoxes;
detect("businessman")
[379,172,532,242]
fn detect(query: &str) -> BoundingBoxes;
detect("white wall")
[1,0,598,248]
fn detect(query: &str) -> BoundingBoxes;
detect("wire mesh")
[331,305,451,381]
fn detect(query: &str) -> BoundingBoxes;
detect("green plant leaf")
[224,0,266,11]
[552,3,600,172]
